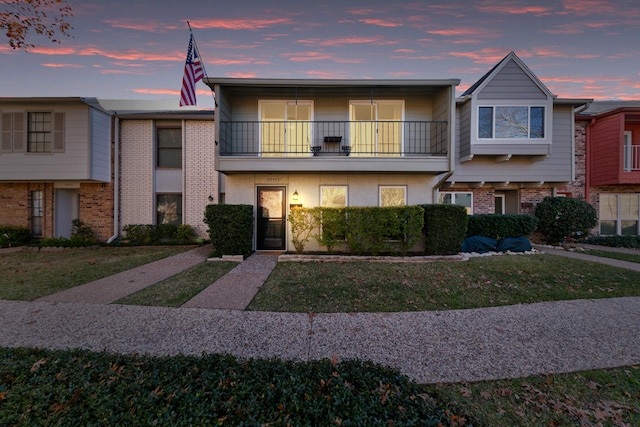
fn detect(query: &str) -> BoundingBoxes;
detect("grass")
[248,254,640,312]
[115,261,237,307]
[582,249,640,264]
[0,246,191,300]
[427,366,640,426]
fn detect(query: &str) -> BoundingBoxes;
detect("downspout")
[107,116,120,243]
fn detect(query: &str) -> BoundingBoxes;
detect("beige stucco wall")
[224,172,440,252]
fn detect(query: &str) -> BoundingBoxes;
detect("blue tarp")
[461,236,532,253]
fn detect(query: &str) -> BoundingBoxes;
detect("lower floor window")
[599,193,640,235]
[438,191,473,214]
[380,186,406,207]
[156,194,182,225]
[31,190,43,237]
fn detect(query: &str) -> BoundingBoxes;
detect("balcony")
[217,120,450,174]
[624,144,640,172]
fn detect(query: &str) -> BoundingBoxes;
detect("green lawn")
[0,246,191,300]
[248,254,640,312]
[583,248,640,264]
[115,261,237,307]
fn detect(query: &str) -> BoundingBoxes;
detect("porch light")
[208,194,214,202]
[292,190,299,201]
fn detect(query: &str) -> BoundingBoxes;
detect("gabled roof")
[460,51,554,99]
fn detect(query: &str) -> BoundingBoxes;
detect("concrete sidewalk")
[0,296,638,384]
[2,243,639,384]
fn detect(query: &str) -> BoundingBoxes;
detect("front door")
[257,186,286,250]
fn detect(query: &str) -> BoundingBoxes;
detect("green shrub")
[422,204,468,255]
[122,224,197,245]
[585,235,640,248]
[534,197,597,245]
[0,225,33,248]
[345,206,424,255]
[204,204,254,258]
[311,206,347,252]
[466,214,539,239]
[288,207,316,253]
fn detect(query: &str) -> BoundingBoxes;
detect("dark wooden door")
[257,187,286,250]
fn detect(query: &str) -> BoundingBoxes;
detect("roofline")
[0,97,111,114]
[577,106,640,119]
[113,111,214,120]
[553,98,593,106]
[204,77,460,87]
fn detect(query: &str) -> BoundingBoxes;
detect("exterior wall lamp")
[292,190,299,201]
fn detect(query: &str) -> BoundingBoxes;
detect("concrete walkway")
[1,244,639,384]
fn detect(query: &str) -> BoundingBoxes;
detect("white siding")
[477,60,547,100]
[90,109,111,182]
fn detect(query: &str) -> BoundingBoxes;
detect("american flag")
[179,34,204,106]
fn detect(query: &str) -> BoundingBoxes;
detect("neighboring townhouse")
[98,100,217,239]
[447,52,591,215]
[0,97,114,240]
[204,78,459,251]
[573,101,640,236]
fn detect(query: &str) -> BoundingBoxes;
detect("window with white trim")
[156,121,182,168]
[599,194,640,236]
[321,186,347,208]
[438,191,473,214]
[478,106,545,139]
[380,186,406,207]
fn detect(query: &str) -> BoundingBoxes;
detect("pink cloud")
[41,63,84,68]
[358,18,403,27]
[104,20,180,32]
[132,88,179,95]
[475,3,554,16]
[427,28,499,38]
[188,18,292,30]
[99,69,150,75]
[281,51,362,64]
[297,36,390,47]
[226,72,258,78]
[562,0,617,16]
[449,48,514,64]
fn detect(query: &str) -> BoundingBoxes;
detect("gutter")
[107,116,120,243]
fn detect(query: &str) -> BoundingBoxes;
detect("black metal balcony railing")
[218,121,448,157]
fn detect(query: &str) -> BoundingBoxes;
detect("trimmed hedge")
[289,206,424,255]
[204,204,254,258]
[466,214,539,239]
[585,235,640,248]
[421,204,468,255]
[345,206,424,255]
[0,225,32,248]
[122,224,197,246]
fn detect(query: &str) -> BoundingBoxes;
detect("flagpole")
[187,21,217,107]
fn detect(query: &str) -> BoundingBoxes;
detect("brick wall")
[0,183,29,227]
[520,188,553,215]
[184,120,217,238]
[79,182,114,241]
[119,120,155,229]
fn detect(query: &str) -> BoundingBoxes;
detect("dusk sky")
[2,0,640,109]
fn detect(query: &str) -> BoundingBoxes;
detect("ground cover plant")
[0,347,459,426]
[116,261,237,307]
[0,246,190,300]
[427,365,640,426]
[248,254,640,312]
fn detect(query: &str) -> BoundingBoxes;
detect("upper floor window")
[28,112,52,152]
[156,121,182,168]
[478,106,545,139]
